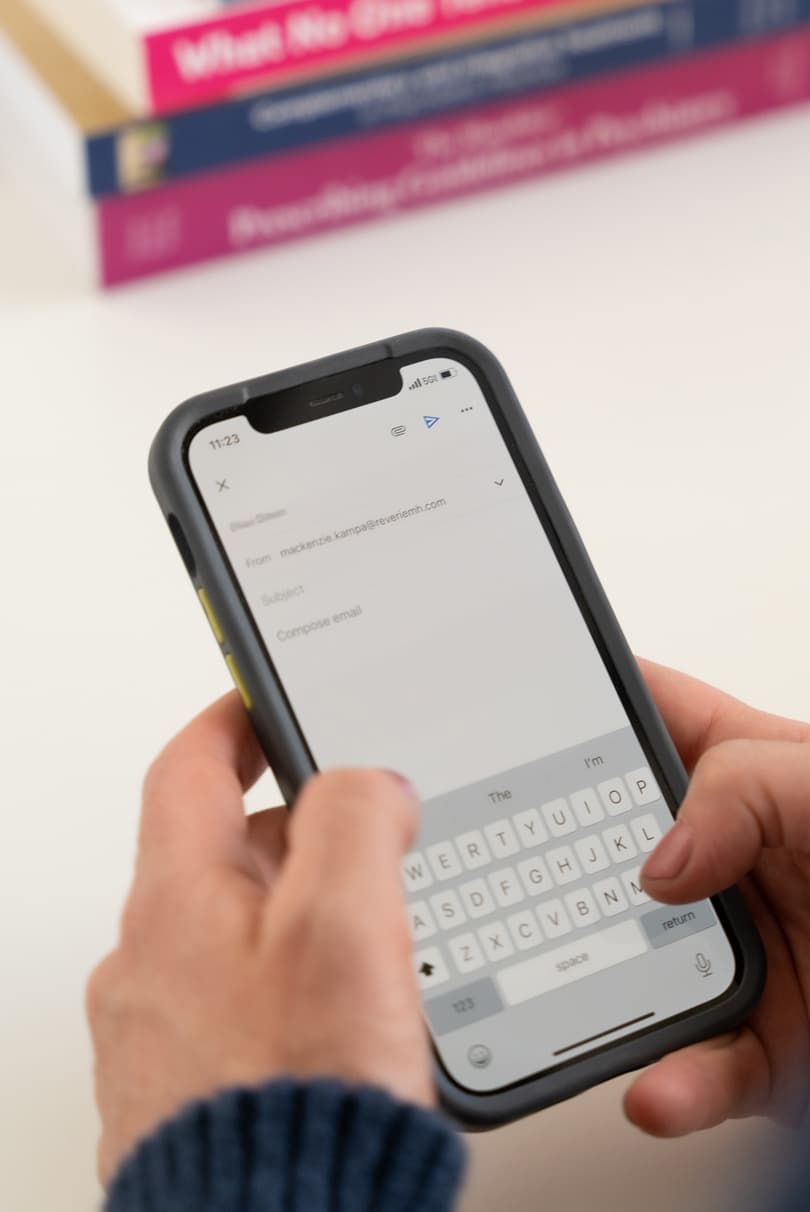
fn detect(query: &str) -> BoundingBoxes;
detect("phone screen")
[188,354,738,1092]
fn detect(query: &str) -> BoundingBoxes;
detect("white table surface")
[2,104,809,1212]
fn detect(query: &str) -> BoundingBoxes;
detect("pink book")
[98,29,810,286]
[25,0,593,114]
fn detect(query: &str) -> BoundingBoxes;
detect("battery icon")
[440,368,457,379]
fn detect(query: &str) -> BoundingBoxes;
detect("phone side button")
[167,514,196,577]
[225,654,253,711]
[198,588,225,644]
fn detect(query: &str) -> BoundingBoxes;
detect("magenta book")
[149,0,601,112]
[26,0,593,114]
[97,28,810,285]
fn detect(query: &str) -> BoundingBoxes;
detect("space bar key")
[497,920,648,1007]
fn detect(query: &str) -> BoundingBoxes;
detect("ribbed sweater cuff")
[105,1079,466,1212]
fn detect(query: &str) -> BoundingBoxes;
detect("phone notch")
[245,358,402,435]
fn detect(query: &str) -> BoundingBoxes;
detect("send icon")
[423,415,440,430]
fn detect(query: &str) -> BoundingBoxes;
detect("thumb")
[280,768,419,909]
[641,738,810,901]
[264,771,433,1108]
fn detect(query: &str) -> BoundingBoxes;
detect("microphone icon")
[695,952,713,978]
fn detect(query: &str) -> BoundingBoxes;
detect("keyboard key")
[641,901,716,949]
[497,920,648,1006]
[455,829,491,870]
[459,878,495,919]
[478,919,516,963]
[484,819,520,859]
[631,814,663,853]
[593,876,628,917]
[488,866,524,908]
[409,900,437,942]
[536,898,572,939]
[517,855,554,898]
[426,977,504,1035]
[570,787,605,828]
[565,887,601,929]
[448,932,486,975]
[415,946,449,990]
[622,867,650,906]
[426,840,462,881]
[507,909,544,951]
[541,797,577,837]
[458,877,497,911]
[430,889,467,931]
[574,834,609,875]
[513,807,548,849]
[598,777,632,816]
[626,766,661,806]
[402,851,433,892]
[603,824,638,864]
[546,845,582,886]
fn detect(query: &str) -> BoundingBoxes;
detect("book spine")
[144,0,591,112]
[97,29,810,287]
[88,0,810,197]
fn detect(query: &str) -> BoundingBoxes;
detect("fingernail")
[642,821,694,881]
[384,770,419,800]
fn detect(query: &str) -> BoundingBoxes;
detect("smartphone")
[149,328,764,1127]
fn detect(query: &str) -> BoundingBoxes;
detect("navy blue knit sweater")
[104,1077,810,1211]
[105,1079,466,1212]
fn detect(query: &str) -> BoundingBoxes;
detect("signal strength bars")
[409,378,424,390]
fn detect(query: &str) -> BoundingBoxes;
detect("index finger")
[638,659,808,772]
[138,691,267,877]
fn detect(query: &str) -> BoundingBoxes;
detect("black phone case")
[149,327,765,1129]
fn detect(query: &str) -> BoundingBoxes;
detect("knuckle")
[689,740,772,850]
[85,953,117,1027]
[694,740,748,797]
[141,748,172,806]
[119,888,151,946]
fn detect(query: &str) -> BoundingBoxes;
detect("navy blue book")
[4,0,810,200]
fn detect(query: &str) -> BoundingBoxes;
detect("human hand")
[87,693,432,1186]
[624,661,810,1137]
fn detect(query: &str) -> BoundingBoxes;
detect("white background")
[2,104,809,1211]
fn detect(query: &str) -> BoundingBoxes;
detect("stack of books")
[3,0,809,287]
